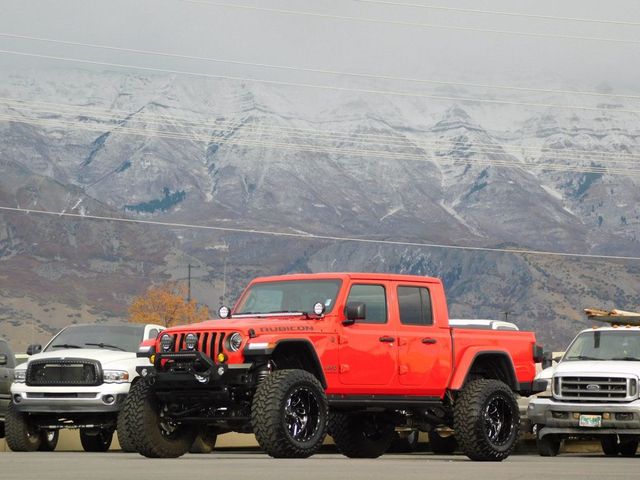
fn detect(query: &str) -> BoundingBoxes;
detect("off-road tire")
[453,379,520,461]
[189,427,218,454]
[601,436,619,456]
[124,378,197,458]
[429,429,457,454]
[38,430,59,451]
[116,407,136,452]
[329,412,396,458]
[536,434,561,457]
[80,429,113,452]
[0,422,5,438]
[251,369,328,458]
[5,403,42,451]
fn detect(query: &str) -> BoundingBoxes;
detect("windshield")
[563,330,640,362]
[235,279,342,315]
[45,324,146,353]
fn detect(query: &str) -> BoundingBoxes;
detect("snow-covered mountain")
[0,68,639,349]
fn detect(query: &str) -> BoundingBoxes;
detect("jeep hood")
[174,316,323,334]
[554,360,640,378]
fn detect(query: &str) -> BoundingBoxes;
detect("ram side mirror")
[26,344,42,356]
[541,351,553,369]
[0,354,7,366]
[343,302,366,326]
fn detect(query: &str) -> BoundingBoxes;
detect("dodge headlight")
[14,369,26,383]
[103,370,130,383]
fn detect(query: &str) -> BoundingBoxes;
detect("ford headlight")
[103,370,130,383]
[227,332,243,352]
[14,369,26,383]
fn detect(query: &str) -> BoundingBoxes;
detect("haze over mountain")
[0,68,639,350]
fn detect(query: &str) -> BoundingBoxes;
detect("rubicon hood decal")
[259,326,314,333]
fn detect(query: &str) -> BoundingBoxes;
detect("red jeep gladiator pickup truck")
[125,273,545,461]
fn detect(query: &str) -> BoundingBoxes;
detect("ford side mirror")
[27,344,42,356]
[541,351,553,369]
[343,302,366,326]
[0,354,7,366]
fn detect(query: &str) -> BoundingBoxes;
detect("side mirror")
[343,302,366,326]
[0,354,7,366]
[27,344,42,356]
[541,351,553,369]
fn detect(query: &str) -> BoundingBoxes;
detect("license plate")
[579,414,602,427]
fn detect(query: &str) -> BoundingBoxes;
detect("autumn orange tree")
[129,282,210,327]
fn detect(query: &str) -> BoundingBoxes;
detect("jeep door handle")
[421,338,437,344]
[379,336,395,343]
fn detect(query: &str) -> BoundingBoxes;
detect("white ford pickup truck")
[528,324,640,457]
[6,323,162,452]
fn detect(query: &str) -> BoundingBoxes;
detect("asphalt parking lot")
[0,450,638,480]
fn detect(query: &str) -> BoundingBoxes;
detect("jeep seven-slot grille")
[166,332,226,361]
[555,376,636,402]
[26,359,101,386]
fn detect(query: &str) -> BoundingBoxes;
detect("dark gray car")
[0,337,16,438]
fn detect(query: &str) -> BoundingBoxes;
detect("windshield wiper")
[51,343,82,349]
[611,357,640,361]
[85,342,126,352]
[565,355,601,361]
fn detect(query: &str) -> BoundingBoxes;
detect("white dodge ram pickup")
[6,323,162,452]
[528,325,640,457]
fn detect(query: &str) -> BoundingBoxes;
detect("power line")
[3,49,640,117]
[176,0,640,45]
[354,0,640,27]
[1,205,639,261]
[3,32,640,101]
[2,112,640,176]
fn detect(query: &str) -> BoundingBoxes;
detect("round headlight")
[228,332,243,352]
[313,302,326,316]
[185,333,198,350]
[218,305,231,319]
[160,334,173,352]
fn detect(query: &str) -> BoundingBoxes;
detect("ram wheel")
[80,429,113,452]
[329,412,395,458]
[454,379,520,461]
[189,427,218,454]
[123,379,197,458]
[116,408,136,453]
[251,369,327,458]
[38,430,59,451]
[536,434,561,457]
[5,403,42,451]
[429,429,457,454]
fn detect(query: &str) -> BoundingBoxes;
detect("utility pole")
[187,264,198,303]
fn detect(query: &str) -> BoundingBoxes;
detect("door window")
[346,284,387,324]
[398,286,433,326]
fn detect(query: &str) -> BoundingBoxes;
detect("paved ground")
[0,450,638,480]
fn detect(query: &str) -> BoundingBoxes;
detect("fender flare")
[449,347,517,391]
[244,338,327,388]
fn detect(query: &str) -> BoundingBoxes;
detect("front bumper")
[10,382,130,413]
[528,397,640,438]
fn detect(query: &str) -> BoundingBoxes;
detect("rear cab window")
[397,285,433,326]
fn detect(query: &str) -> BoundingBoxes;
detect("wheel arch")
[450,349,517,391]
[269,339,327,389]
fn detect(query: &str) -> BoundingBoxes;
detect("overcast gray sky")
[0,0,639,92]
